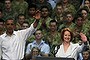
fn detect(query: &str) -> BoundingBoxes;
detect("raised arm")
[77,33,88,52]
[33,10,41,28]
[80,33,87,42]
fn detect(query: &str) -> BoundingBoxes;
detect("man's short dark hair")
[5,18,16,25]
[17,14,25,19]
[49,20,57,25]
[28,4,37,10]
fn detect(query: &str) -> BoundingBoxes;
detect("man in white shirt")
[0,11,40,60]
[26,29,50,57]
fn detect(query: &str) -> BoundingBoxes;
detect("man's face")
[18,16,25,25]
[81,10,88,19]
[5,0,11,9]
[83,51,89,60]
[22,23,29,29]
[29,8,36,16]
[66,14,73,22]
[76,17,83,26]
[41,8,49,18]
[56,6,63,14]
[49,22,57,32]
[85,0,90,7]
[35,30,43,40]
[5,19,15,33]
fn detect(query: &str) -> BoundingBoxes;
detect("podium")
[35,57,75,60]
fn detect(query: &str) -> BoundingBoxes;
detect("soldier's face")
[81,10,88,19]
[18,16,25,25]
[66,14,73,22]
[76,17,83,26]
[41,8,49,17]
[29,8,36,16]
[56,6,63,14]
[22,23,29,29]
[49,22,57,32]
[5,0,11,9]
[85,0,90,7]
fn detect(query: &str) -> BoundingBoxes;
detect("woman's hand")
[79,33,87,42]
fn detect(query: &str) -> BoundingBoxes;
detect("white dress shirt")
[0,23,36,60]
[26,40,50,55]
[55,42,84,60]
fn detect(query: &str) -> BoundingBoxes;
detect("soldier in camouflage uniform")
[16,14,26,30]
[72,14,84,43]
[52,3,64,26]
[36,0,52,17]
[26,4,37,25]
[44,20,61,56]
[58,12,75,32]
[39,6,52,35]
[61,0,76,15]
[3,0,18,21]
[69,0,82,10]
[12,0,28,14]
[79,7,90,37]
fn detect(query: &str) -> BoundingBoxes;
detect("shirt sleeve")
[18,23,36,41]
[26,43,32,55]
[77,43,84,53]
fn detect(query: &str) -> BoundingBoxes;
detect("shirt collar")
[4,31,16,37]
[33,40,45,45]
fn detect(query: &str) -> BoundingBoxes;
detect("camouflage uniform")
[36,1,52,16]
[38,17,52,35]
[58,22,75,32]
[3,8,18,21]
[63,4,76,15]
[52,13,64,26]
[26,16,35,25]
[44,31,61,56]
[12,0,28,14]
[73,20,90,43]
[36,1,52,10]
[82,20,90,40]
[72,24,83,43]
[69,0,81,10]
